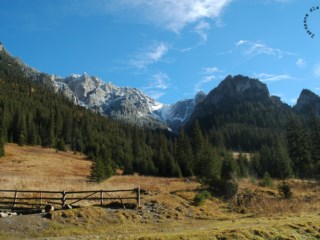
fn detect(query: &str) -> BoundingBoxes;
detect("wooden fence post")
[61,190,66,208]
[137,187,140,207]
[13,189,18,208]
[100,190,103,206]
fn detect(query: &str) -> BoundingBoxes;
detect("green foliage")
[278,181,292,199]
[0,138,4,157]
[56,138,66,151]
[194,190,211,206]
[0,49,185,181]
[286,117,312,178]
[221,177,238,200]
[260,172,273,187]
[237,153,249,178]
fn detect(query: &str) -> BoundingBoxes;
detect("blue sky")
[1,0,320,105]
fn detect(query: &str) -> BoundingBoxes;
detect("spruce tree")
[286,117,312,178]
[174,128,193,177]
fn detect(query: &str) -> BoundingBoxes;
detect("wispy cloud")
[66,0,232,33]
[254,73,293,82]
[202,66,220,74]
[290,98,297,104]
[146,72,170,90]
[235,40,293,59]
[296,58,306,68]
[194,20,211,44]
[147,91,165,100]
[314,63,320,78]
[195,66,221,91]
[129,42,169,69]
[143,72,170,99]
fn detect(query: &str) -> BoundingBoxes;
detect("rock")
[63,204,72,210]
[0,212,8,218]
[44,204,54,213]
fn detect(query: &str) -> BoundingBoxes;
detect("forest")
[0,49,319,191]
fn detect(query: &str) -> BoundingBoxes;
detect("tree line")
[0,49,319,189]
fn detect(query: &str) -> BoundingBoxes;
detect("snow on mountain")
[49,73,203,131]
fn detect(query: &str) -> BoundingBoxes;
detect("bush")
[56,139,66,151]
[278,181,292,199]
[194,190,211,206]
[260,172,273,187]
[221,178,238,200]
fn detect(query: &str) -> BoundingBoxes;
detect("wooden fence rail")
[0,188,140,209]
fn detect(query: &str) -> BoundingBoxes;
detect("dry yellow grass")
[0,144,91,190]
[0,144,319,239]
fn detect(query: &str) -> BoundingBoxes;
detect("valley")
[0,144,319,239]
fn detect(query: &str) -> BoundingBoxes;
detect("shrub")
[221,178,238,200]
[194,190,211,206]
[260,172,273,187]
[278,181,292,199]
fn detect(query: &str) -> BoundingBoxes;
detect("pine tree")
[90,157,106,182]
[191,120,205,175]
[0,137,4,157]
[237,153,249,178]
[286,117,312,178]
[174,128,193,177]
[309,113,320,176]
[271,140,292,179]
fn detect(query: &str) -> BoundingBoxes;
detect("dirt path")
[1,211,319,240]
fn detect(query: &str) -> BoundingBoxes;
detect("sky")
[1,0,320,105]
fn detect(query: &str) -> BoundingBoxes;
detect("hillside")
[0,144,319,239]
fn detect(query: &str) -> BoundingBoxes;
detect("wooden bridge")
[0,188,141,210]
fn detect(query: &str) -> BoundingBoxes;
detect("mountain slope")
[188,75,295,150]
[52,74,167,129]
[293,89,320,116]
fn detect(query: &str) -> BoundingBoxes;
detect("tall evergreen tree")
[174,128,193,177]
[309,113,320,176]
[286,117,312,178]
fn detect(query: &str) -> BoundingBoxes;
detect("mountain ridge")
[2,44,320,132]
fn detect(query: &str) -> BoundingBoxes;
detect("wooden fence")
[0,188,140,210]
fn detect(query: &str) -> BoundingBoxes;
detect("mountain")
[293,89,320,116]
[153,91,206,131]
[51,74,168,129]
[0,44,197,131]
[3,43,320,139]
[188,75,294,150]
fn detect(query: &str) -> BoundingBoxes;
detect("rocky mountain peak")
[204,75,270,106]
[294,89,320,115]
[296,89,319,106]
[195,91,206,104]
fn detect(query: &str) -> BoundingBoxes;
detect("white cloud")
[148,72,170,90]
[195,66,221,91]
[146,90,165,100]
[254,73,293,82]
[194,20,211,43]
[235,40,293,59]
[127,0,231,32]
[203,66,220,74]
[314,63,320,78]
[130,42,169,69]
[143,72,170,99]
[296,58,306,68]
[290,98,297,104]
[194,75,216,92]
[235,40,247,46]
[68,0,232,33]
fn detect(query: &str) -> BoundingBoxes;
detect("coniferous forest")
[0,48,320,189]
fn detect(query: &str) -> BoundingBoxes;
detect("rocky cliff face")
[51,74,169,129]
[293,89,320,116]
[203,75,269,106]
[190,75,272,120]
